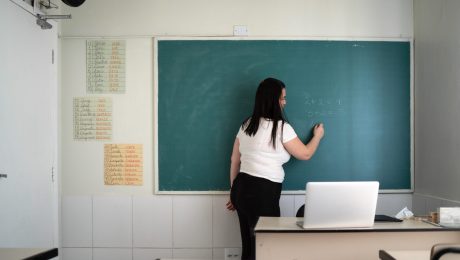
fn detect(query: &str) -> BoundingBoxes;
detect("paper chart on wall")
[73,97,112,141]
[104,144,143,185]
[86,40,126,94]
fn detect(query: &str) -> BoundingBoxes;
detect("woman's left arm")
[229,138,241,187]
[227,138,241,211]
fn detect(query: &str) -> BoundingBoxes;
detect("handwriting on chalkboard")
[73,97,112,140]
[86,40,126,94]
[304,96,345,118]
[104,144,143,185]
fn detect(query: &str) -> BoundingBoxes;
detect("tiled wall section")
[412,193,460,216]
[61,194,412,260]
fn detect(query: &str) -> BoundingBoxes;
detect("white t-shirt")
[236,118,297,183]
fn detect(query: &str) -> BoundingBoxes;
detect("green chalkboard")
[156,39,411,193]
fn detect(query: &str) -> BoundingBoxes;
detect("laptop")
[298,181,379,229]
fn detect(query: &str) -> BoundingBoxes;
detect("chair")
[296,204,305,217]
[431,243,460,260]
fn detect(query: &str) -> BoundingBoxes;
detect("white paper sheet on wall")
[73,97,112,141]
[86,40,126,94]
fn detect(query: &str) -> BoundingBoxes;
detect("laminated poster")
[104,144,143,185]
[86,40,126,94]
[73,97,112,141]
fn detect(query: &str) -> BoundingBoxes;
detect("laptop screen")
[302,181,379,229]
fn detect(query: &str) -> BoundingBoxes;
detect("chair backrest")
[431,243,460,260]
[296,204,305,217]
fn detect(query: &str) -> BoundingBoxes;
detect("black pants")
[230,172,282,260]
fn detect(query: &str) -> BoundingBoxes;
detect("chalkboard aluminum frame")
[153,36,414,195]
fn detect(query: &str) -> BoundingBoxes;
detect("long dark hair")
[242,78,287,148]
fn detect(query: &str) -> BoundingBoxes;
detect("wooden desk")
[255,217,460,260]
[0,248,58,260]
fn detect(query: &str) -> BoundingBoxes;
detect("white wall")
[412,0,460,215]
[61,38,153,195]
[60,1,414,259]
[61,0,412,38]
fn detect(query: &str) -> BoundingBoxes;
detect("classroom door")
[0,0,58,247]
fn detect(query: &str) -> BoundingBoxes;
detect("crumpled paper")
[395,207,414,219]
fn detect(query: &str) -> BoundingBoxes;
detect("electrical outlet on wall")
[233,25,249,36]
[225,248,242,260]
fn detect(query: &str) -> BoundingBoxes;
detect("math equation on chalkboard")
[73,97,112,141]
[86,40,126,94]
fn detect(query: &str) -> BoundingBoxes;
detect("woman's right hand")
[313,123,324,139]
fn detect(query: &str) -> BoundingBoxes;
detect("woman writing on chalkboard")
[226,77,324,260]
